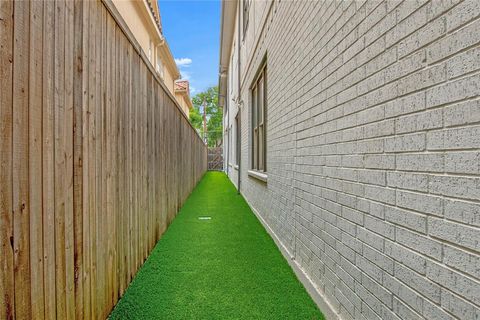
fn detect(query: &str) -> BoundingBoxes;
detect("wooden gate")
[208,147,224,171]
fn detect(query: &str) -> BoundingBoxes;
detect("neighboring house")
[219,1,480,320]
[174,80,194,117]
[113,0,192,114]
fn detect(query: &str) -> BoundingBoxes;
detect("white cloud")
[181,71,192,81]
[190,86,196,94]
[175,58,192,67]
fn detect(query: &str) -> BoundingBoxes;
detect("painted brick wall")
[224,0,480,319]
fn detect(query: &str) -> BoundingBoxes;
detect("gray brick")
[387,171,429,192]
[444,199,480,227]
[398,16,445,58]
[394,263,441,303]
[446,0,480,32]
[395,108,443,134]
[363,244,394,274]
[385,132,426,153]
[357,227,384,252]
[361,273,392,307]
[385,240,427,274]
[395,153,444,173]
[386,2,427,47]
[396,227,442,260]
[385,91,425,118]
[357,254,384,283]
[397,63,446,96]
[365,215,395,240]
[426,73,480,108]
[396,190,443,216]
[427,0,462,21]
[443,244,480,279]
[427,261,480,305]
[427,18,480,63]
[428,126,480,150]
[429,175,480,200]
[392,297,423,320]
[342,206,364,226]
[429,217,480,251]
[364,154,395,170]
[423,299,456,320]
[365,185,396,205]
[357,169,386,186]
[383,274,424,314]
[441,289,480,320]
[443,99,480,127]
[447,46,480,78]
[445,151,480,174]
[385,206,427,233]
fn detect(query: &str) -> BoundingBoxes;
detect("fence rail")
[0,0,207,319]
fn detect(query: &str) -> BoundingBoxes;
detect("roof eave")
[218,0,237,108]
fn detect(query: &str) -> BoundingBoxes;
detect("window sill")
[248,170,268,183]
[228,163,239,170]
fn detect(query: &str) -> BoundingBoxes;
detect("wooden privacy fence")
[0,0,207,319]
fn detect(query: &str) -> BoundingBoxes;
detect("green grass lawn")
[109,171,324,320]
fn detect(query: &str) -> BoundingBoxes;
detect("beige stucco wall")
[113,0,158,62]
[174,93,191,117]
[112,0,179,100]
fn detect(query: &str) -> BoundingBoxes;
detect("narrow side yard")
[109,172,324,319]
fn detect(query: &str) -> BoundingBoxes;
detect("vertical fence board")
[42,1,57,318]
[28,1,45,318]
[73,0,85,318]
[80,0,90,317]
[0,0,15,318]
[54,0,67,316]
[64,1,76,318]
[12,0,32,318]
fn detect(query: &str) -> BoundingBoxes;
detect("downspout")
[236,0,242,194]
[225,97,229,175]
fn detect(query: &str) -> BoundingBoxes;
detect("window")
[230,52,234,94]
[149,40,153,61]
[251,64,266,172]
[235,114,240,165]
[242,0,250,36]
[157,58,164,79]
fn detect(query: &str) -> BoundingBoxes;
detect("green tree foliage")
[189,86,223,147]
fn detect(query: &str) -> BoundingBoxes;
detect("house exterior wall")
[113,0,161,67]
[112,0,182,100]
[220,1,480,319]
[174,92,192,117]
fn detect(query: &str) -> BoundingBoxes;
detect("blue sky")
[159,0,221,96]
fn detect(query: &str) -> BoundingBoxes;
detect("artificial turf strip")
[109,171,325,320]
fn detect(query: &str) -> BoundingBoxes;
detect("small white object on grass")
[198,216,212,220]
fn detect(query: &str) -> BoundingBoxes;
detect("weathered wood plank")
[73,0,85,318]
[0,0,15,318]
[64,1,76,319]
[42,1,57,318]
[12,0,32,318]
[80,1,90,318]
[53,0,67,317]
[28,1,45,318]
